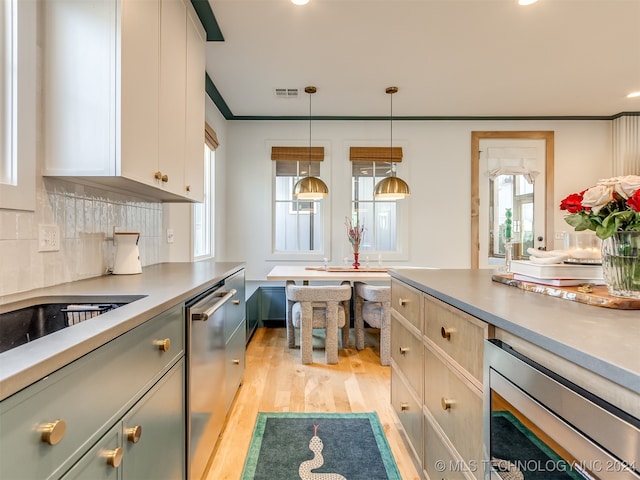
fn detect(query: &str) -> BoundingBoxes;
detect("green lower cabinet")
[121,359,185,479]
[61,359,185,479]
[61,428,121,480]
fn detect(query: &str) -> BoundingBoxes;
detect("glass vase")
[601,231,640,298]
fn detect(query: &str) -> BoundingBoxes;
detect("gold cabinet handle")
[441,397,454,411]
[233,299,240,305]
[185,185,191,192]
[154,171,163,181]
[440,326,454,340]
[125,425,142,444]
[400,402,409,411]
[40,419,66,445]
[103,447,123,468]
[154,338,171,352]
[398,297,408,307]
[399,346,409,355]
[161,174,168,183]
[232,359,240,365]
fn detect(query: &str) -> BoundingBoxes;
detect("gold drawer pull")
[125,425,142,444]
[400,402,410,411]
[233,299,240,305]
[185,185,191,192]
[441,397,454,410]
[104,447,123,468]
[232,359,241,365]
[154,171,163,181]
[40,419,66,445]
[440,326,454,340]
[399,346,410,355]
[161,174,168,183]
[154,338,171,352]
[398,297,408,307]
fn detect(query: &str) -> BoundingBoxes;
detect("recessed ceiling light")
[519,0,538,5]
[627,91,640,98]
[291,0,310,5]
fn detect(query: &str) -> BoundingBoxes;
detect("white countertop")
[389,268,640,395]
[0,261,244,401]
[266,265,391,283]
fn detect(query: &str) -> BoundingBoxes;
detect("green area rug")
[241,412,402,480]
[492,411,583,480]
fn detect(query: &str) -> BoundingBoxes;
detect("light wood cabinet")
[390,278,492,480]
[43,0,205,202]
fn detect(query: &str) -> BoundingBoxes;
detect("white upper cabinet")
[184,6,206,202]
[43,0,205,203]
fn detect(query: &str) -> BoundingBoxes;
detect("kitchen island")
[391,267,640,396]
[388,268,639,480]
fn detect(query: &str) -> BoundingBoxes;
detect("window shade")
[271,146,324,161]
[205,122,219,150]
[349,147,402,162]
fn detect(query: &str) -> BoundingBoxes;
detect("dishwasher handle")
[190,289,237,322]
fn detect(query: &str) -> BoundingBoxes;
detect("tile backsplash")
[0,178,164,297]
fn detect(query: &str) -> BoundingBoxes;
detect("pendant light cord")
[309,89,312,175]
[390,90,394,177]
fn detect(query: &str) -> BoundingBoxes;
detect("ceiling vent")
[275,88,299,98]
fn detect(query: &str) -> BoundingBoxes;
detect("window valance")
[205,122,219,150]
[271,146,324,161]
[486,147,539,183]
[349,146,402,162]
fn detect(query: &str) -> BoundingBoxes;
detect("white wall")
[220,119,612,280]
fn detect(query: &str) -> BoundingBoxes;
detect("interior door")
[471,131,555,269]
[480,139,546,268]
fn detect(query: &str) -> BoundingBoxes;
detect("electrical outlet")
[38,224,60,252]
[166,228,174,244]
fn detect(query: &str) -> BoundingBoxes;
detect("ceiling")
[203,0,640,119]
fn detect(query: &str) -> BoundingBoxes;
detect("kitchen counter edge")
[389,268,640,395]
[0,261,245,401]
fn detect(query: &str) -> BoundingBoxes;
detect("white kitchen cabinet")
[184,6,206,202]
[43,0,205,203]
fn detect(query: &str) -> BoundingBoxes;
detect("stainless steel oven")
[484,339,640,480]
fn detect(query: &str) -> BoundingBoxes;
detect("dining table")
[266,265,391,284]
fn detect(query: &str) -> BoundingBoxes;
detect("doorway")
[471,131,555,269]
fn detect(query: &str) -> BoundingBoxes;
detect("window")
[489,174,534,260]
[193,125,217,259]
[350,147,406,256]
[0,0,35,211]
[351,161,398,252]
[273,158,325,253]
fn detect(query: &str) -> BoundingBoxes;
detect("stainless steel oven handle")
[190,289,237,322]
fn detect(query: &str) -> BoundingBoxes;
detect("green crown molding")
[206,74,233,119]
[190,0,224,41]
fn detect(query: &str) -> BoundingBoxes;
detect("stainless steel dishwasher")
[186,284,237,480]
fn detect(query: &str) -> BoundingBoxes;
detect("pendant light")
[293,86,329,200]
[374,86,410,200]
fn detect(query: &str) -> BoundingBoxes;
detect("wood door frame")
[471,131,555,269]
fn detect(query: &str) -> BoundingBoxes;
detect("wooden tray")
[492,273,640,309]
[305,266,389,273]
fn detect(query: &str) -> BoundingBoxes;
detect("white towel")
[65,305,102,325]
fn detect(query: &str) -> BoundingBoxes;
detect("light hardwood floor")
[204,326,421,480]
